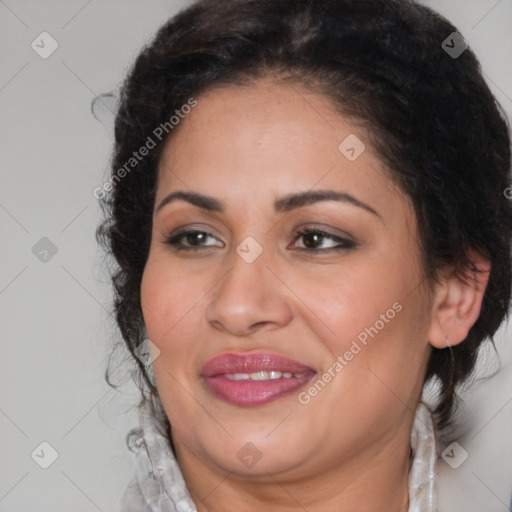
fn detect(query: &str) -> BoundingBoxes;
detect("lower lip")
[203,373,316,407]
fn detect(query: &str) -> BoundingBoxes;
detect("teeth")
[250,371,269,380]
[224,370,308,381]
[228,373,250,381]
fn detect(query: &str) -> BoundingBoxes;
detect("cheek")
[305,255,429,379]
[140,262,168,335]
[293,262,401,338]
[140,258,200,349]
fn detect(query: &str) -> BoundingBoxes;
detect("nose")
[205,246,293,337]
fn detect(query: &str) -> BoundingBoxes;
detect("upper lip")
[201,352,315,377]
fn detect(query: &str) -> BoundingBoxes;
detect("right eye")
[164,229,224,251]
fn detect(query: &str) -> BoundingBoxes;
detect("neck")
[173,418,414,512]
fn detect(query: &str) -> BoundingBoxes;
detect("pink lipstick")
[201,352,316,407]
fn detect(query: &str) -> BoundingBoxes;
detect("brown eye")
[290,229,355,252]
[165,230,223,251]
[302,231,324,249]
[183,232,208,246]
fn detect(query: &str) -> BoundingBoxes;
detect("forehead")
[156,79,407,219]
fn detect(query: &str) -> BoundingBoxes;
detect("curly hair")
[96,0,512,430]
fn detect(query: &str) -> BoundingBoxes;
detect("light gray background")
[1,1,511,511]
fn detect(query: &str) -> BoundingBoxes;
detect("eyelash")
[164,228,355,253]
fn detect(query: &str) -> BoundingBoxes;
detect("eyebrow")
[156,189,381,218]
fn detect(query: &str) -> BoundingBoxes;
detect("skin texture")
[140,77,490,511]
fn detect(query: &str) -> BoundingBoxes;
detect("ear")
[428,249,491,349]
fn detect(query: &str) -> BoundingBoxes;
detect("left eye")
[289,229,354,252]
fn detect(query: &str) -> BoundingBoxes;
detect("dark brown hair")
[96,0,512,429]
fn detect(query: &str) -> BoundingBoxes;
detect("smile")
[224,370,310,380]
[201,352,316,406]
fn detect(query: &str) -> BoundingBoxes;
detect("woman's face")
[141,78,434,480]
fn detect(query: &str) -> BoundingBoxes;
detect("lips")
[202,352,314,376]
[201,352,316,407]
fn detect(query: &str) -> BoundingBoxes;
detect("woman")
[96,0,512,510]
